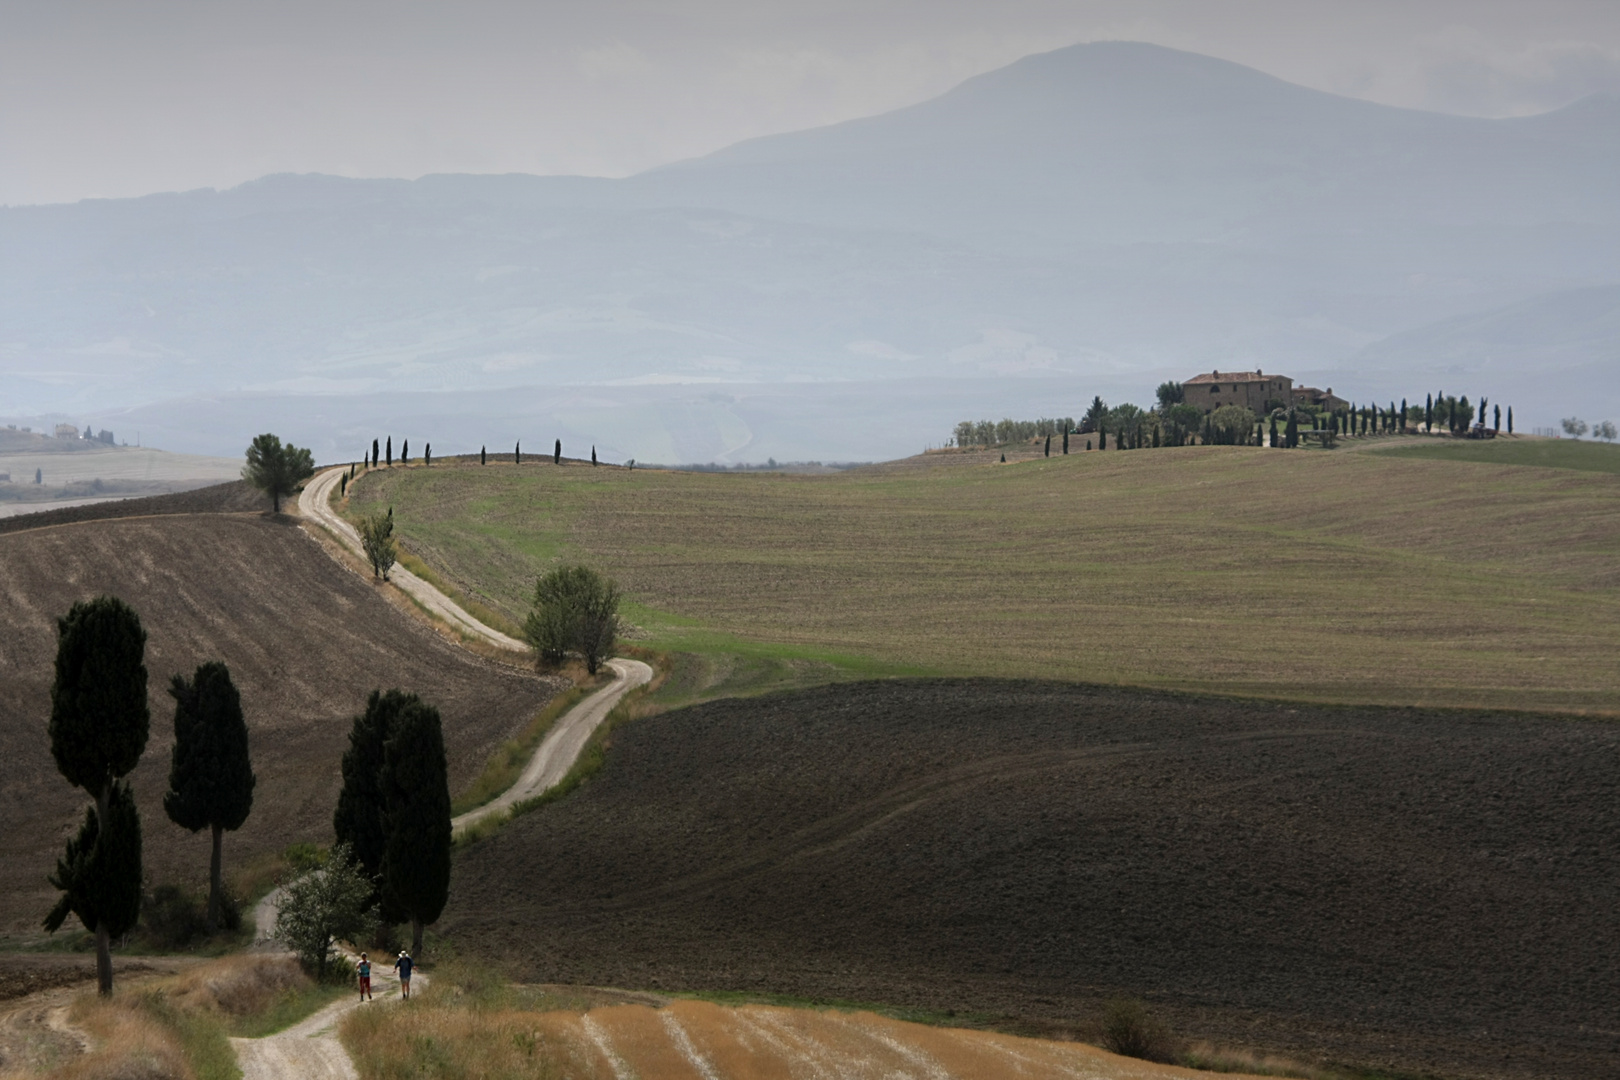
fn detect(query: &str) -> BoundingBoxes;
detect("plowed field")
[0,507,561,934]
[444,679,1620,1080]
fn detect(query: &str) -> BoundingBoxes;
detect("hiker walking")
[357,952,373,1001]
[393,950,414,999]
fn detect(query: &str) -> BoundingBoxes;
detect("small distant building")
[54,423,80,439]
[1292,385,1348,413]
[1183,369,1294,415]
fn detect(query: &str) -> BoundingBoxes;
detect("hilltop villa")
[1183,370,1347,415]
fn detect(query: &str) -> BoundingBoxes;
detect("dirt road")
[453,657,652,836]
[299,466,527,650]
[232,960,422,1080]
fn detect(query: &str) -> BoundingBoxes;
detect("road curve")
[299,466,527,651]
[453,657,653,836]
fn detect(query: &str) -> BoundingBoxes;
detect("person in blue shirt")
[356,952,372,1001]
[393,951,413,999]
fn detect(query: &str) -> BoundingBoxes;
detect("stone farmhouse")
[1184,370,1347,415]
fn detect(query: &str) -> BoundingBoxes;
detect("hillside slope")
[444,679,1620,1080]
[0,510,560,934]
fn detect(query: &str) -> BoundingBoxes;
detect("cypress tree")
[334,690,415,905]
[515,442,521,464]
[1152,426,1160,448]
[1494,404,1501,431]
[1401,398,1408,433]
[1507,406,1513,434]
[1425,394,1433,431]
[385,437,392,466]
[372,439,379,468]
[379,699,451,956]
[340,473,347,497]
[1099,430,1107,450]
[1062,430,1069,454]
[1044,435,1051,457]
[1086,439,1092,451]
[45,596,150,995]
[401,439,408,464]
[1270,415,1279,447]
[481,446,486,465]
[164,662,255,929]
[592,446,598,466]
[999,453,1006,462]
[424,444,431,467]
[554,439,562,466]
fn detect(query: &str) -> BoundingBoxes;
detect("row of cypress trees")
[44,597,256,995]
[361,437,606,468]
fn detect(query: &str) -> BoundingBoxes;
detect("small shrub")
[142,885,208,949]
[1100,996,1179,1063]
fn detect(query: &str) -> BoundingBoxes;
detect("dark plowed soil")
[444,680,1620,1080]
[0,480,268,535]
[0,512,561,934]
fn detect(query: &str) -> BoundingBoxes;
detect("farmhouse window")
[1211,385,1221,393]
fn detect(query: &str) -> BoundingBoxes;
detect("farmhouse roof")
[1185,370,1271,384]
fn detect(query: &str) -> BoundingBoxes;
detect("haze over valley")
[5,41,1617,462]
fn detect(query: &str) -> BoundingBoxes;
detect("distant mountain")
[2,41,1616,459]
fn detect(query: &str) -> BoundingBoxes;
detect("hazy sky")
[4,0,1620,206]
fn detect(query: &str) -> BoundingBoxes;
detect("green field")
[346,444,1620,713]
[1372,435,1620,474]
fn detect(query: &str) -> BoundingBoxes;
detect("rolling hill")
[444,679,1620,1080]
[0,499,560,934]
[3,42,1617,461]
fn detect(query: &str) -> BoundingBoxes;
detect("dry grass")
[46,995,192,1080]
[349,447,1620,713]
[341,983,1273,1080]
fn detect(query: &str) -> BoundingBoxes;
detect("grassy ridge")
[1371,436,1620,474]
[349,446,1620,712]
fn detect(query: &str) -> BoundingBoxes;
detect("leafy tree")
[554,439,562,465]
[1163,403,1202,447]
[274,842,378,981]
[379,699,451,955]
[524,566,622,675]
[1208,405,1257,445]
[164,662,256,929]
[359,508,396,580]
[953,421,975,448]
[45,596,150,995]
[242,433,315,513]
[1593,420,1617,442]
[1082,396,1109,434]
[1562,417,1589,439]
[1155,381,1184,411]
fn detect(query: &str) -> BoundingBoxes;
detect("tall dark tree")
[46,783,141,985]
[379,699,452,956]
[424,444,431,467]
[401,439,409,464]
[340,473,347,498]
[242,433,315,513]
[554,439,562,465]
[1507,406,1514,434]
[1494,404,1501,431]
[481,446,486,465]
[334,690,417,899]
[1425,394,1433,431]
[1401,398,1409,433]
[592,445,598,466]
[164,662,256,929]
[1044,435,1051,457]
[1062,430,1069,454]
[515,441,521,464]
[372,439,379,468]
[385,437,392,466]
[45,597,150,995]
[1269,415,1279,447]
[1099,429,1107,450]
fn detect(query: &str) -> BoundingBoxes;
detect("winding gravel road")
[231,468,650,1078]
